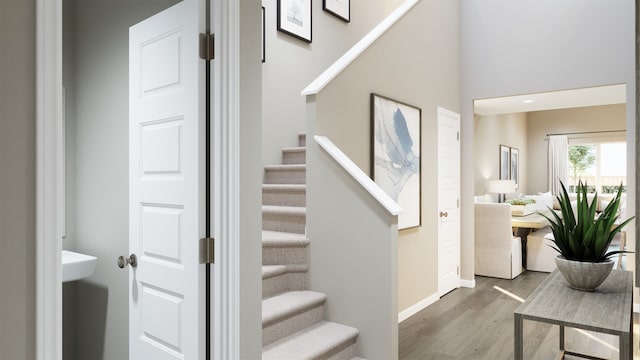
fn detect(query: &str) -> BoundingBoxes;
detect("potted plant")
[540,181,634,291]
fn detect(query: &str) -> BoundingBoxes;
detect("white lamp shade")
[488,179,516,194]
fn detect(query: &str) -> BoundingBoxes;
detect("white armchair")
[475,203,523,279]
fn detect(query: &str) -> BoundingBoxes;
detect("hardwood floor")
[399,271,639,359]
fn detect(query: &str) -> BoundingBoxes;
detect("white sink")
[62,250,97,282]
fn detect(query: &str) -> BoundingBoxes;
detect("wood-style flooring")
[399,271,639,359]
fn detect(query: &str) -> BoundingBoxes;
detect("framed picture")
[261,6,266,62]
[499,145,510,180]
[277,0,312,43]
[323,0,350,22]
[510,147,519,189]
[370,93,421,230]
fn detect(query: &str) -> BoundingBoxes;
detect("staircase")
[261,133,363,360]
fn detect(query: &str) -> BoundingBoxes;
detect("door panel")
[437,108,461,297]
[129,1,204,358]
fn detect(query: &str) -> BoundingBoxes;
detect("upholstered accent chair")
[474,203,523,279]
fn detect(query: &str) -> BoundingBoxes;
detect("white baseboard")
[634,303,639,313]
[460,278,476,288]
[398,293,439,323]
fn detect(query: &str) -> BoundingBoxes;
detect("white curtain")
[548,135,568,195]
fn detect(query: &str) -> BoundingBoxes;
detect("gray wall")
[527,104,627,194]
[461,0,636,281]
[474,113,528,196]
[261,0,389,166]
[0,0,36,358]
[311,0,460,313]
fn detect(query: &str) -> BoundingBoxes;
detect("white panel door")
[129,1,204,359]
[437,107,461,297]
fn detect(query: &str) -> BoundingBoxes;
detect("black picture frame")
[323,0,350,22]
[371,93,422,230]
[261,6,266,62]
[277,0,312,43]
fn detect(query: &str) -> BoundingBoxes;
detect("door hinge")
[456,131,460,141]
[200,237,215,264]
[199,33,215,61]
[457,266,460,275]
[457,198,459,208]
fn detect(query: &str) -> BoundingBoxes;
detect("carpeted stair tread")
[282,146,306,153]
[262,205,306,216]
[262,265,288,279]
[262,291,327,327]
[263,265,309,279]
[262,321,359,360]
[262,230,308,243]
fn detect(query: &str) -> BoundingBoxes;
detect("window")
[568,142,626,194]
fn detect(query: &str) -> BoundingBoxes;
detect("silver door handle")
[439,211,448,218]
[117,254,137,268]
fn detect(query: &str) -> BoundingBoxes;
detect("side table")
[514,270,633,359]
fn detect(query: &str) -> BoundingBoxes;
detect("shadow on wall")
[74,281,109,359]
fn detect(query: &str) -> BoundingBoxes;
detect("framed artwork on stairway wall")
[277,0,312,43]
[323,0,350,22]
[370,93,422,230]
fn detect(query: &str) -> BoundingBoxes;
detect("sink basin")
[62,250,97,282]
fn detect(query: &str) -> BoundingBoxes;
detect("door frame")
[35,0,243,358]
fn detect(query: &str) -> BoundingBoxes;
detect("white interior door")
[437,107,461,297]
[129,1,205,358]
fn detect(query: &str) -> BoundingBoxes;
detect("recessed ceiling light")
[523,99,535,104]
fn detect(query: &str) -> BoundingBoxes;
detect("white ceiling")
[473,84,626,116]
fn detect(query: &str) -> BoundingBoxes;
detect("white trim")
[398,293,438,323]
[211,0,241,358]
[634,303,639,314]
[315,135,402,215]
[301,0,420,96]
[36,0,63,358]
[460,279,476,288]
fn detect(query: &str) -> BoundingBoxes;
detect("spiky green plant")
[539,181,634,262]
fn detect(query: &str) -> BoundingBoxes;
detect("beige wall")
[311,0,460,313]
[527,104,627,194]
[474,113,528,196]
[0,0,36,358]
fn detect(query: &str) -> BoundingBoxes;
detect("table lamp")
[488,179,516,203]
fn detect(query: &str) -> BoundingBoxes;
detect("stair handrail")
[314,135,401,215]
[301,0,420,96]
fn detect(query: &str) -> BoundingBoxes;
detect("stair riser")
[264,169,306,184]
[263,246,307,266]
[282,151,306,165]
[263,306,324,347]
[263,213,306,234]
[326,341,358,360]
[263,272,307,298]
[262,190,306,207]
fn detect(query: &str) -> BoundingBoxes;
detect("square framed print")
[323,0,350,22]
[277,0,312,43]
[499,145,510,180]
[371,93,421,230]
[510,147,519,189]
